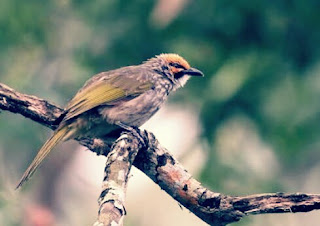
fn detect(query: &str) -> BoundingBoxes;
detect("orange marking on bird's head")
[159,53,191,70]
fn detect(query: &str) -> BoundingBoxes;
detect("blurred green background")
[1,0,320,225]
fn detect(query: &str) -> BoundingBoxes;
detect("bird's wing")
[63,71,153,121]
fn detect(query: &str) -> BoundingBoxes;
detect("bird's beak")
[183,68,204,77]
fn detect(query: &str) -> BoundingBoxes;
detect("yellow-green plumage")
[16,126,71,189]
[64,77,152,121]
[16,53,203,189]
[16,70,153,189]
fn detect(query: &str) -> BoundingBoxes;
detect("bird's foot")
[115,122,147,147]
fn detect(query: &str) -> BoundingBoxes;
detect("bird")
[16,53,204,189]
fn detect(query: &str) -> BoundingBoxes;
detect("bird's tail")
[16,126,71,189]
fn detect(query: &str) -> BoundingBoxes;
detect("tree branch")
[0,83,62,129]
[1,82,320,225]
[93,133,141,226]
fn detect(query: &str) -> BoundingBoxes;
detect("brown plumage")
[16,53,203,189]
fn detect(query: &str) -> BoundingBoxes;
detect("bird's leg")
[115,121,147,147]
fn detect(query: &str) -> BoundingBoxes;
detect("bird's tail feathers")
[16,126,70,189]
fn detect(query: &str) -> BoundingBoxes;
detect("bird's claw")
[115,122,147,147]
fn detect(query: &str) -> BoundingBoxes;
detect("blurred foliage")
[1,0,320,225]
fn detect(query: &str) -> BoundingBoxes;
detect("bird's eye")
[169,62,186,70]
[173,71,185,79]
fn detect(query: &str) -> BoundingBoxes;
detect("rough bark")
[1,82,320,226]
[93,133,141,226]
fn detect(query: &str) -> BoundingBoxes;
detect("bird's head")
[146,53,204,87]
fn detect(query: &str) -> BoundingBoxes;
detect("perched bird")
[16,53,203,188]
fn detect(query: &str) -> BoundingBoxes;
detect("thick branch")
[0,83,62,129]
[93,133,140,226]
[1,82,320,225]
